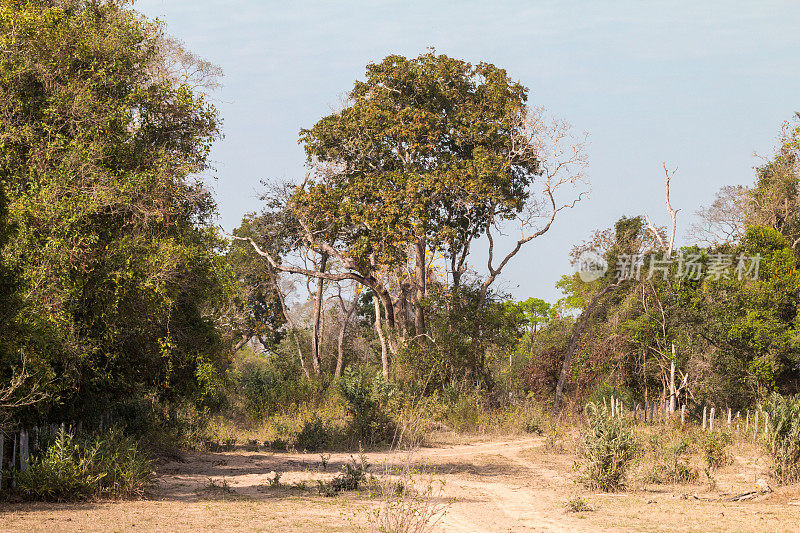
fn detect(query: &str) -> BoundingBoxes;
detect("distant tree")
[689,185,749,246]
[749,116,800,251]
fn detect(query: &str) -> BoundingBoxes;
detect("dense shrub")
[644,434,698,484]
[17,428,153,501]
[338,367,396,445]
[294,416,330,451]
[764,393,800,483]
[700,431,732,470]
[578,402,637,492]
[235,360,315,420]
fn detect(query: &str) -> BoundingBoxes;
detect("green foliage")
[318,454,370,496]
[294,416,330,452]
[296,51,536,274]
[17,427,153,501]
[233,348,316,420]
[338,367,396,445]
[578,402,637,492]
[764,393,800,483]
[0,0,233,425]
[699,431,732,470]
[644,434,698,484]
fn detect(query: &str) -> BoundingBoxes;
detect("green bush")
[578,402,637,492]
[235,360,315,420]
[338,367,396,445]
[17,427,153,501]
[700,431,732,470]
[295,416,330,451]
[645,435,698,484]
[764,393,800,483]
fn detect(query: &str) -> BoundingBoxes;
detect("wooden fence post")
[702,406,707,431]
[0,433,4,490]
[746,410,750,432]
[754,410,759,439]
[10,433,16,488]
[19,429,28,473]
[681,404,686,426]
[727,408,732,427]
[710,407,715,432]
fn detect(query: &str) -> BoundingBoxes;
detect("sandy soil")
[3,436,800,532]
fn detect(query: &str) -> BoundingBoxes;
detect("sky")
[135,0,800,304]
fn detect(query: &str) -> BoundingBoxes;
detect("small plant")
[201,477,240,500]
[700,431,732,470]
[764,393,800,484]
[319,453,331,470]
[318,453,371,495]
[577,402,637,492]
[267,471,282,487]
[564,496,594,513]
[369,465,450,533]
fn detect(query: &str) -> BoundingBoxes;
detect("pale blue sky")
[135,0,800,303]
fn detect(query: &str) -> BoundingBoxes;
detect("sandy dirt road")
[3,437,800,532]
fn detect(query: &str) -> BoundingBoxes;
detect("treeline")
[2,0,799,439]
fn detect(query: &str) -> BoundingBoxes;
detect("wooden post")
[764,412,769,437]
[710,407,715,432]
[10,434,16,488]
[736,411,740,432]
[611,395,615,418]
[754,410,759,439]
[681,404,686,425]
[19,430,28,473]
[746,410,750,432]
[670,344,676,414]
[0,433,4,490]
[727,408,732,427]
[702,405,707,431]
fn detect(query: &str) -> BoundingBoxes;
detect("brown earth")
[2,436,800,532]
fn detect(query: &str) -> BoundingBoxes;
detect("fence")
[603,394,770,437]
[0,412,111,491]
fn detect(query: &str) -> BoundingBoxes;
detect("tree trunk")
[553,282,620,414]
[373,295,389,379]
[335,298,357,379]
[413,240,427,335]
[310,253,329,375]
[232,334,252,354]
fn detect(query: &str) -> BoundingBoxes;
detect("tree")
[689,185,749,246]
[0,0,230,420]
[236,52,588,376]
[749,116,800,251]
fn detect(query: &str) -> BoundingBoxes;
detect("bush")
[700,431,732,470]
[764,393,800,483]
[578,402,637,492]
[17,427,153,501]
[317,454,370,496]
[338,367,397,445]
[295,416,330,451]
[644,435,698,484]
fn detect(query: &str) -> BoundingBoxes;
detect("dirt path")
[3,437,800,532]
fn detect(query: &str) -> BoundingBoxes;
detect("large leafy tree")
[0,0,230,420]
[239,52,587,377]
